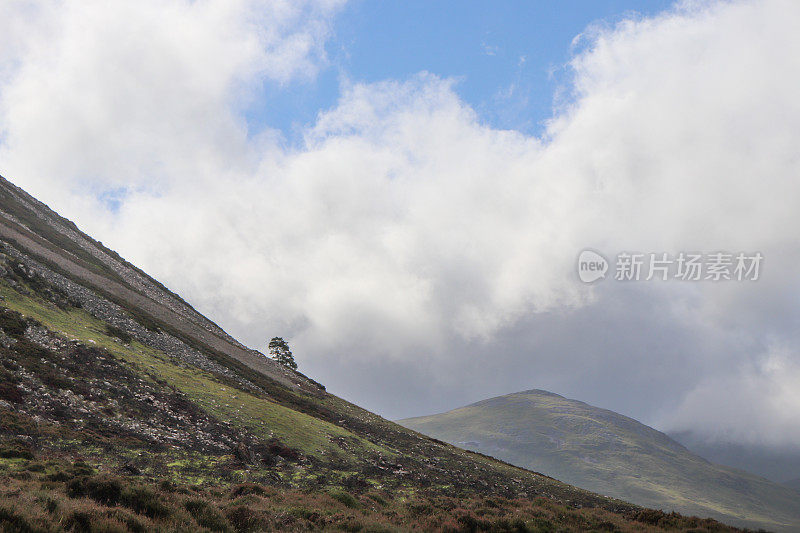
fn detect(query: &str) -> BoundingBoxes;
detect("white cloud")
[0,0,344,193]
[663,343,800,447]
[1,0,800,442]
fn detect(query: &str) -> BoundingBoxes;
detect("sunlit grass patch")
[0,280,387,461]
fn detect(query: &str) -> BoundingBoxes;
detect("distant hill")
[400,389,800,531]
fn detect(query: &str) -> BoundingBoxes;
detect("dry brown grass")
[0,470,741,533]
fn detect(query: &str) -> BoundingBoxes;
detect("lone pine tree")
[268,337,297,370]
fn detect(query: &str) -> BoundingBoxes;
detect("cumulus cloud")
[0,0,344,193]
[1,0,799,446]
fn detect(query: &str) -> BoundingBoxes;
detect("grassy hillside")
[400,390,800,531]
[0,174,742,532]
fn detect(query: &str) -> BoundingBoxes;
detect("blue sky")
[249,0,674,142]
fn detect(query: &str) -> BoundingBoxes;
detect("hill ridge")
[0,175,318,394]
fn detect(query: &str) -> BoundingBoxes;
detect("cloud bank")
[1,0,799,446]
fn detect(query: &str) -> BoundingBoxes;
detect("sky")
[250,0,674,139]
[1,0,799,453]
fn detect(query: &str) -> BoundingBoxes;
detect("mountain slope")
[400,389,800,531]
[0,178,310,395]
[0,173,742,531]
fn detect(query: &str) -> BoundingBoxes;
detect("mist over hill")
[669,430,800,486]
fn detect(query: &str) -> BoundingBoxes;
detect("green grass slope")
[400,390,800,531]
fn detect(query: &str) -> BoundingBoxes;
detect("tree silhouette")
[268,337,297,370]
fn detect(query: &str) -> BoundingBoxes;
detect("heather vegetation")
[0,462,738,533]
